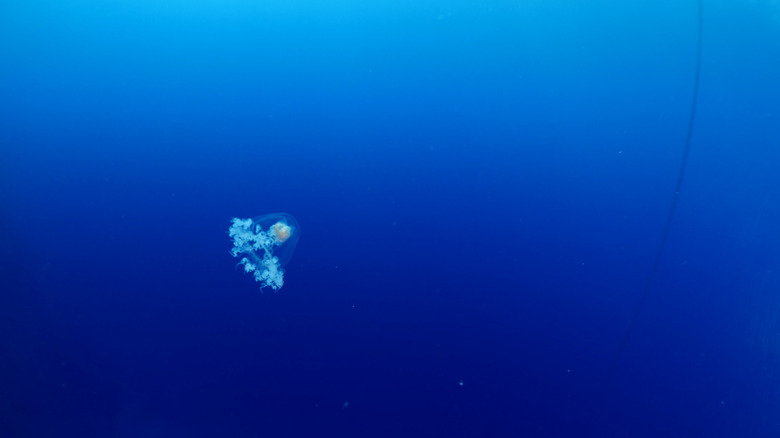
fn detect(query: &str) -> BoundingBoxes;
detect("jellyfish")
[229,213,300,291]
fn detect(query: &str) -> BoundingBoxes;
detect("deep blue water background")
[2,0,780,436]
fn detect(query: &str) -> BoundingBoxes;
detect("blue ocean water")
[1,0,779,436]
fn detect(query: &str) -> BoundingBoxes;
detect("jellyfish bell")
[229,213,300,291]
[251,213,299,266]
[270,222,292,245]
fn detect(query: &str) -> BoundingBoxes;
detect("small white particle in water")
[459,379,464,387]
